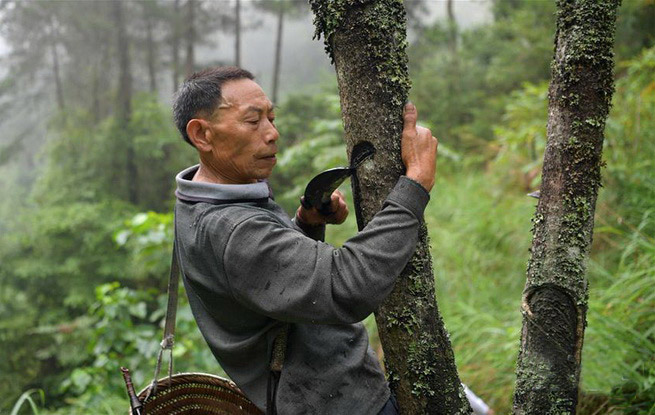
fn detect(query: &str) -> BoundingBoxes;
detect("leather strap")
[145,240,180,400]
[162,241,181,349]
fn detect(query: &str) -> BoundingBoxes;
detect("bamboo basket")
[135,372,263,415]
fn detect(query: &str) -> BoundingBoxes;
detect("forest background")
[0,0,653,414]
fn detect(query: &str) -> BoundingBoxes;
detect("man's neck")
[192,161,254,185]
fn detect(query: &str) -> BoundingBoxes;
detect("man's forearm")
[292,215,326,242]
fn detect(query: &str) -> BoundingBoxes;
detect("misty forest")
[1,0,654,414]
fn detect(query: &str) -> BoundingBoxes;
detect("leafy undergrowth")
[326,165,654,414]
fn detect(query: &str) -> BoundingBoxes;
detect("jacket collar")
[175,165,272,204]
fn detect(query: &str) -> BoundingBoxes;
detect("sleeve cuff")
[385,176,431,222]
[292,216,326,242]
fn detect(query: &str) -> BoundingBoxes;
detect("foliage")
[2,1,655,414]
[603,46,655,236]
[269,88,347,213]
[586,215,655,414]
[410,0,555,151]
[10,389,44,415]
[32,93,191,210]
[491,82,549,191]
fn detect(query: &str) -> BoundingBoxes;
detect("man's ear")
[186,119,212,151]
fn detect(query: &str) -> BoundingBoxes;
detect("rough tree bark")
[310,1,471,413]
[513,1,621,414]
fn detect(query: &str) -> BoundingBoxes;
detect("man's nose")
[264,120,279,143]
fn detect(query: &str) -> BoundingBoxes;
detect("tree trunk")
[446,0,457,55]
[444,0,459,147]
[271,4,284,104]
[146,13,157,93]
[50,39,65,112]
[113,0,137,205]
[235,0,241,67]
[92,60,101,123]
[513,1,621,414]
[309,1,471,413]
[172,0,181,91]
[185,0,196,78]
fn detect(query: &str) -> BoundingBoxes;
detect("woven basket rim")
[136,372,243,398]
[132,372,263,414]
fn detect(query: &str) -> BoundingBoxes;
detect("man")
[172,66,437,414]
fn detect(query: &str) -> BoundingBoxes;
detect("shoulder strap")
[145,240,180,400]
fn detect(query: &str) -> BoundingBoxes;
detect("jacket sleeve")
[221,176,430,325]
[290,217,326,242]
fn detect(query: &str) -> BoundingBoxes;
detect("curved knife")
[301,143,375,215]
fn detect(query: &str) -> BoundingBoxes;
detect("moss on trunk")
[514,1,621,414]
[310,1,470,413]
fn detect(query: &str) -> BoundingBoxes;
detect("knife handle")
[300,195,334,216]
[318,199,334,216]
[300,196,312,210]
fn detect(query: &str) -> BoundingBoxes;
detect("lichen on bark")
[514,1,621,414]
[310,1,471,413]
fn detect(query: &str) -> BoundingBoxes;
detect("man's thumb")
[403,102,417,131]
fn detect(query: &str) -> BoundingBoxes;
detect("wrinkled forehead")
[218,79,273,113]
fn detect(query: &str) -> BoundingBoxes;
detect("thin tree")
[184,0,196,78]
[446,0,457,55]
[255,0,307,104]
[113,0,137,205]
[309,1,471,413]
[49,25,66,112]
[171,0,181,91]
[143,2,158,93]
[513,1,621,413]
[272,3,284,103]
[235,0,241,67]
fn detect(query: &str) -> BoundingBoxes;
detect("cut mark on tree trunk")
[350,141,375,231]
[517,285,582,412]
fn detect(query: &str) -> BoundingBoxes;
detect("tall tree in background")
[171,0,182,91]
[310,1,470,413]
[48,17,66,112]
[445,0,457,55]
[513,1,621,413]
[185,0,196,77]
[113,0,137,204]
[141,0,160,93]
[272,2,284,103]
[256,0,307,103]
[235,0,241,66]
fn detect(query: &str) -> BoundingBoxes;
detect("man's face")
[203,79,279,184]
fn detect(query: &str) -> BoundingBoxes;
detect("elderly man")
[172,66,437,414]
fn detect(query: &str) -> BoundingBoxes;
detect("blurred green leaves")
[1,1,655,414]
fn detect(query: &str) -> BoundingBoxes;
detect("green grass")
[327,168,654,414]
[326,169,533,412]
[15,168,649,414]
[10,390,44,415]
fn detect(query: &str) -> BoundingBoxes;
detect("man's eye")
[246,120,259,125]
